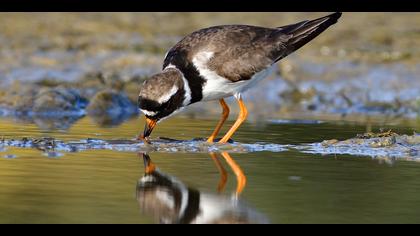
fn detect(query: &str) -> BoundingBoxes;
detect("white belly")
[201,66,273,101]
[192,51,274,102]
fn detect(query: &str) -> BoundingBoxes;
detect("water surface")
[0,115,420,223]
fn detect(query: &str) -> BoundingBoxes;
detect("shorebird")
[138,12,342,143]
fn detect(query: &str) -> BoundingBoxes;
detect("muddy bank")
[0,13,418,65]
[298,131,420,162]
[272,62,420,118]
[0,13,419,128]
[1,60,419,130]
[183,62,420,121]
[0,74,141,127]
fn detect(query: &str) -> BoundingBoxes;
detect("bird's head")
[138,68,187,140]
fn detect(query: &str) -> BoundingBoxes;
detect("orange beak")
[141,117,157,140]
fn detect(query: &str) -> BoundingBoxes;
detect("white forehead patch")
[157,85,178,104]
[140,109,157,117]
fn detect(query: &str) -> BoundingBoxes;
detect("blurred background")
[0,12,419,128]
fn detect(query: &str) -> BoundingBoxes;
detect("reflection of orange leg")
[209,153,228,193]
[207,99,230,143]
[221,152,246,196]
[139,153,156,174]
[219,97,248,144]
[145,161,156,174]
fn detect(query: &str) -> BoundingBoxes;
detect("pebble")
[3,154,16,159]
[43,152,64,158]
[321,139,339,147]
[288,176,302,181]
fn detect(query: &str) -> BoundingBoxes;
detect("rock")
[0,84,88,118]
[408,149,418,157]
[301,132,420,160]
[32,87,88,116]
[356,130,397,139]
[86,89,139,126]
[321,139,339,147]
[405,134,420,145]
[0,84,38,114]
[32,115,81,131]
[369,136,396,148]
[3,154,17,159]
[43,152,64,158]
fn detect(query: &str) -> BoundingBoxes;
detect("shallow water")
[1,115,420,223]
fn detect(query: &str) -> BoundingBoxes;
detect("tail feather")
[275,12,342,61]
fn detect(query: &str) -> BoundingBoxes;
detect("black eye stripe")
[138,97,161,112]
[138,87,185,120]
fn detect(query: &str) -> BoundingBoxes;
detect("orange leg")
[209,153,228,193]
[221,152,247,197]
[219,96,248,144]
[207,99,230,143]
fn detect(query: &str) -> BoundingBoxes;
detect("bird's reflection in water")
[136,152,269,224]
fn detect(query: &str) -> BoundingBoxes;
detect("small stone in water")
[43,152,64,158]
[321,139,339,147]
[369,136,396,148]
[406,135,420,145]
[408,149,419,157]
[4,154,17,159]
[288,176,302,181]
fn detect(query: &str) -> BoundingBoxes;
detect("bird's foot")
[137,135,152,144]
[215,138,235,144]
[207,137,235,144]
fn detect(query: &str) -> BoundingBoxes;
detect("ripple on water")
[1,133,419,161]
[268,119,325,125]
[42,152,64,158]
[0,137,289,154]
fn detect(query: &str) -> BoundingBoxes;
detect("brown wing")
[207,13,342,82]
[163,12,341,83]
[163,25,290,82]
[205,26,290,82]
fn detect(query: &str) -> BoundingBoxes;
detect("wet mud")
[2,132,419,161]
